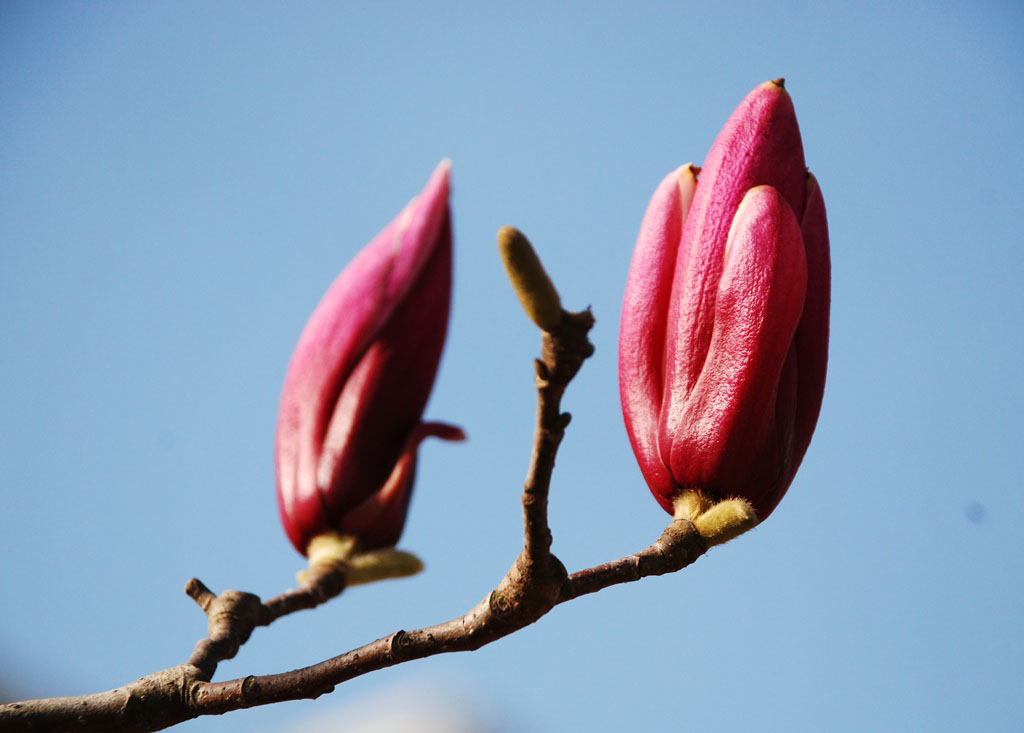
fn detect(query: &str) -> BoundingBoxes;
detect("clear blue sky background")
[2,2,1022,731]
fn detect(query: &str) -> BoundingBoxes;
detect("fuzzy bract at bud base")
[276,161,464,556]
[619,80,830,523]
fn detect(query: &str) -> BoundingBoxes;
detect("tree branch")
[0,562,349,731]
[0,307,714,732]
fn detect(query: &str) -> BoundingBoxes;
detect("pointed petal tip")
[418,160,452,209]
[674,163,699,204]
[757,78,790,101]
[403,161,452,246]
[676,162,700,184]
[434,158,452,187]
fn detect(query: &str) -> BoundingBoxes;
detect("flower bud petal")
[619,81,829,526]
[276,162,460,555]
[661,81,806,422]
[667,185,807,517]
[336,421,465,549]
[619,164,698,508]
[784,172,831,486]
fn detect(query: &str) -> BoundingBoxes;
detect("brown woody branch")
[0,564,350,732]
[0,307,712,732]
[183,558,347,680]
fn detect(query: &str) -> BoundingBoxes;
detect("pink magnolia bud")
[276,161,464,555]
[619,80,830,523]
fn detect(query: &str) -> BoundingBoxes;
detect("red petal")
[666,186,807,516]
[781,172,831,491]
[276,162,452,554]
[619,165,697,511]
[661,81,806,440]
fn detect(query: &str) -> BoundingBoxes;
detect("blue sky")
[2,2,1022,731]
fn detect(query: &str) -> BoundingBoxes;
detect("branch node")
[213,591,261,641]
[240,676,259,703]
[388,630,414,661]
[488,590,515,620]
[534,358,550,383]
